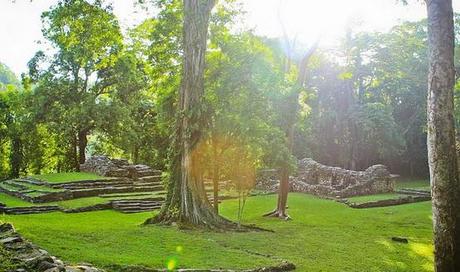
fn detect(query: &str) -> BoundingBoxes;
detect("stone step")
[128,165,153,171]
[112,201,162,207]
[137,175,162,183]
[52,180,130,189]
[59,183,134,190]
[133,182,162,187]
[70,186,166,198]
[98,192,154,198]
[114,205,162,212]
[111,197,163,213]
[114,205,161,211]
[0,184,21,193]
[396,189,431,196]
[3,180,28,190]
[1,205,60,215]
[112,198,162,204]
[136,170,159,177]
[118,207,161,213]
[14,178,46,186]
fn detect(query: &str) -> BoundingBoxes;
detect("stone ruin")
[0,223,102,272]
[256,158,394,198]
[80,155,159,179]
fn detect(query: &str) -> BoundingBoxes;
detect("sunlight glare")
[242,0,427,47]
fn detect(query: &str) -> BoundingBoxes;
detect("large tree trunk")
[426,0,460,270]
[145,0,236,229]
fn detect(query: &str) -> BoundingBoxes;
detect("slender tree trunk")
[133,145,139,164]
[264,45,317,220]
[71,133,79,171]
[9,136,22,178]
[145,0,237,229]
[426,0,460,270]
[77,129,88,165]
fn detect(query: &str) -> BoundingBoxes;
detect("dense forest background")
[1,0,460,180]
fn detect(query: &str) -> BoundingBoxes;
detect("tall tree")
[29,0,124,169]
[264,39,317,219]
[146,0,238,228]
[425,0,460,270]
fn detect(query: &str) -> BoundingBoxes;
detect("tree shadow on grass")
[376,238,433,272]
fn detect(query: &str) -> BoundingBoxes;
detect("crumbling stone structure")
[80,155,160,179]
[0,223,102,272]
[257,158,394,198]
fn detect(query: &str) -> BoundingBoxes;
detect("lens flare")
[176,245,183,253]
[166,257,177,271]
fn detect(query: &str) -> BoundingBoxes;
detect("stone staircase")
[111,198,163,213]
[50,179,133,190]
[0,205,60,215]
[396,188,431,197]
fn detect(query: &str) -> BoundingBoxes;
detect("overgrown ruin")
[257,158,395,198]
[0,156,166,214]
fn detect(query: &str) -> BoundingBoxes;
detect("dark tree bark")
[71,133,79,171]
[264,45,317,220]
[145,0,237,229]
[9,136,22,178]
[77,129,88,165]
[133,145,139,164]
[426,0,460,270]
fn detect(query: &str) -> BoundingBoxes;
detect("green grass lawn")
[395,178,430,191]
[0,193,44,207]
[1,193,434,272]
[18,182,64,192]
[347,193,405,204]
[31,172,110,183]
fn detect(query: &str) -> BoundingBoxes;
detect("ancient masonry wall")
[80,155,160,179]
[256,158,395,198]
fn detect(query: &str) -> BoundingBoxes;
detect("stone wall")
[80,155,129,177]
[80,156,160,179]
[0,223,102,272]
[256,158,394,198]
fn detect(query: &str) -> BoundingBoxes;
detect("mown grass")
[31,172,109,183]
[1,193,434,272]
[395,178,430,191]
[0,193,43,207]
[347,193,405,204]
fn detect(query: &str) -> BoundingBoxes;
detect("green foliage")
[0,62,19,90]
[300,20,436,175]
[3,1,454,182]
